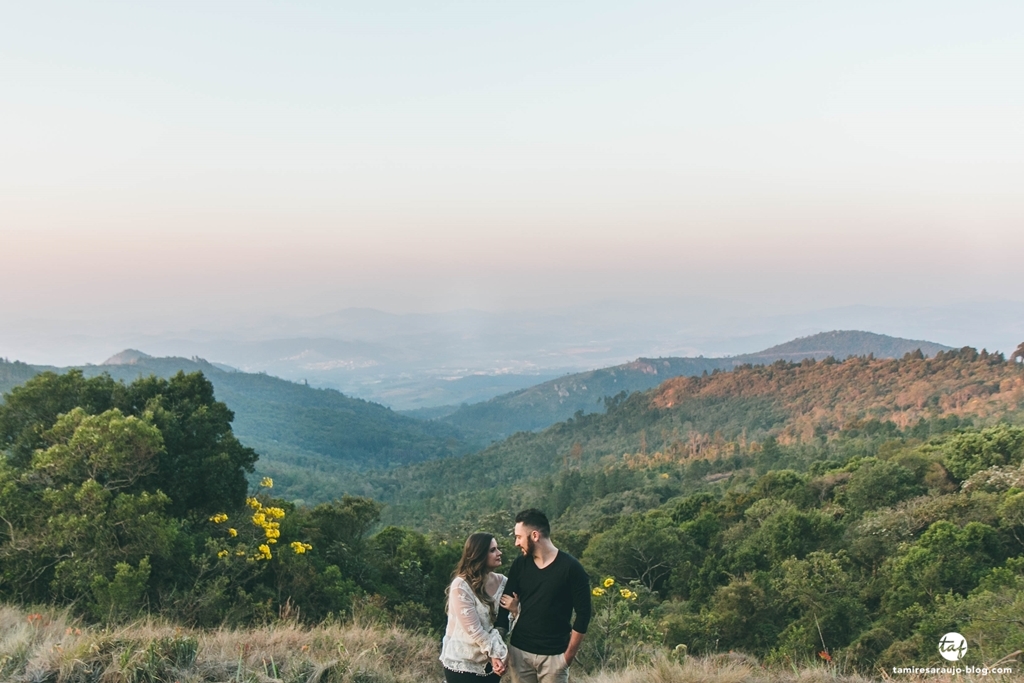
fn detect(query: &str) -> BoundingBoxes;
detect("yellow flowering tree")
[580,577,660,672]
[207,477,311,563]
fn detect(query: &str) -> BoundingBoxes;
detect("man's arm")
[565,559,593,665]
[564,629,585,666]
[496,556,521,633]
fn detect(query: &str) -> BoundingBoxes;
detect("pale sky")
[2,1,1023,323]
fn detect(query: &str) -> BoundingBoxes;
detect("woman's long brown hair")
[450,532,497,619]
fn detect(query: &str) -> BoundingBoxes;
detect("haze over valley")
[3,3,1024,678]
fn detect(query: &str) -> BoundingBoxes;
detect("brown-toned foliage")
[652,350,1024,444]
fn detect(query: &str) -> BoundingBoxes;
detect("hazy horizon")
[3,3,1023,381]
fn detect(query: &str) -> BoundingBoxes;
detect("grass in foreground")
[0,604,1012,683]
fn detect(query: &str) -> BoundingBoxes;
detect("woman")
[440,533,509,682]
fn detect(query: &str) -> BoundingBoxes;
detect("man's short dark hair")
[515,508,550,537]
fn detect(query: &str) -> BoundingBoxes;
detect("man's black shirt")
[497,550,592,656]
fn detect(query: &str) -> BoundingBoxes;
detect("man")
[498,509,592,683]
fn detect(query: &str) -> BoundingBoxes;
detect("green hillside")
[4,346,1024,673]
[432,330,954,441]
[0,354,471,503]
[0,358,56,395]
[369,346,1022,530]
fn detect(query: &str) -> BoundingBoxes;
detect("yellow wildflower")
[265,506,286,519]
[603,577,615,588]
[620,588,631,599]
[592,587,606,597]
[257,544,272,560]
[252,512,266,526]
[208,513,228,524]
[246,497,261,509]
[217,550,229,558]
[260,477,273,488]
[228,528,238,537]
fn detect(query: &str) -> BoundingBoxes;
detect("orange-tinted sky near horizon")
[2,2,1023,320]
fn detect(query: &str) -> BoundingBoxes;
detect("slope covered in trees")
[357,348,1024,669]
[367,347,1022,525]
[3,350,1024,672]
[430,331,954,441]
[0,355,472,502]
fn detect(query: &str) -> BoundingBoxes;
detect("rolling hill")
[1,353,472,503]
[425,330,953,440]
[369,346,1024,530]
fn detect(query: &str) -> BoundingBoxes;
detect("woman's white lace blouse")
[439,575,508,675]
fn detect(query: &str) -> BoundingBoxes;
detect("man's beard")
[524,536,536,557]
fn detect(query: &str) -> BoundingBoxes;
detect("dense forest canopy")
[2,347,1023,672]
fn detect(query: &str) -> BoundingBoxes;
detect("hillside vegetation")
[368,347,1022,522]
[1,355,472,503]
[431,331,953,440]
[3,348,1024,676]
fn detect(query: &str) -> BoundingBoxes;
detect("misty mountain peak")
[101,349,153,365]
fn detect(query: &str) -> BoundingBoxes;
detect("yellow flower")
[603,577,615,588]
[290,541,312,554]
[217,549,229,558]
[252,512,266,526]
[228,528,238,537]
[208,513,228,524]
[265,506,286,519]
[246,497,261,509]
[257,544,272,560]
[592,587,606,597]
[620,588,631,599]
[260,477,274,488]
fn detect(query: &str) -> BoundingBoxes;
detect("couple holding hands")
[440,509,593,683]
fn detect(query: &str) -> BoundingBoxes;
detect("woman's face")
[486,538,502,569]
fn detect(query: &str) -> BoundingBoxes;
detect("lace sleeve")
[450,578,508,660]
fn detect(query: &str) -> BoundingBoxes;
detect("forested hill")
[0,354,470,503]
[0,359,51,395]
[429,330,954,441]
[369,347,1023,527]
[737,329,951,362]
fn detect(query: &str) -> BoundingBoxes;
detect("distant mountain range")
[0,330,956,504]
[413,331,953,441]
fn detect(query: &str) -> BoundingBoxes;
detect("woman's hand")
[491,657,506,676]
[499,591,519,616]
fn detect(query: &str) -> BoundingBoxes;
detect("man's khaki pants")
[508,645,570,683]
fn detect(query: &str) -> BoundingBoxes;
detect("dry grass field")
[0,604,1014,683]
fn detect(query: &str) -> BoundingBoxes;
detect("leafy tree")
[771,551,868,659]
[0,408,178,607]
[839,458,926,514]
[943,425,1024,481]
[583,511,692,593]
[120,372,258,517]
[0,371,118,467]
[882,520,1006,611]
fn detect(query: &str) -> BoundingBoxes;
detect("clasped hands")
[490,592,520,676]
